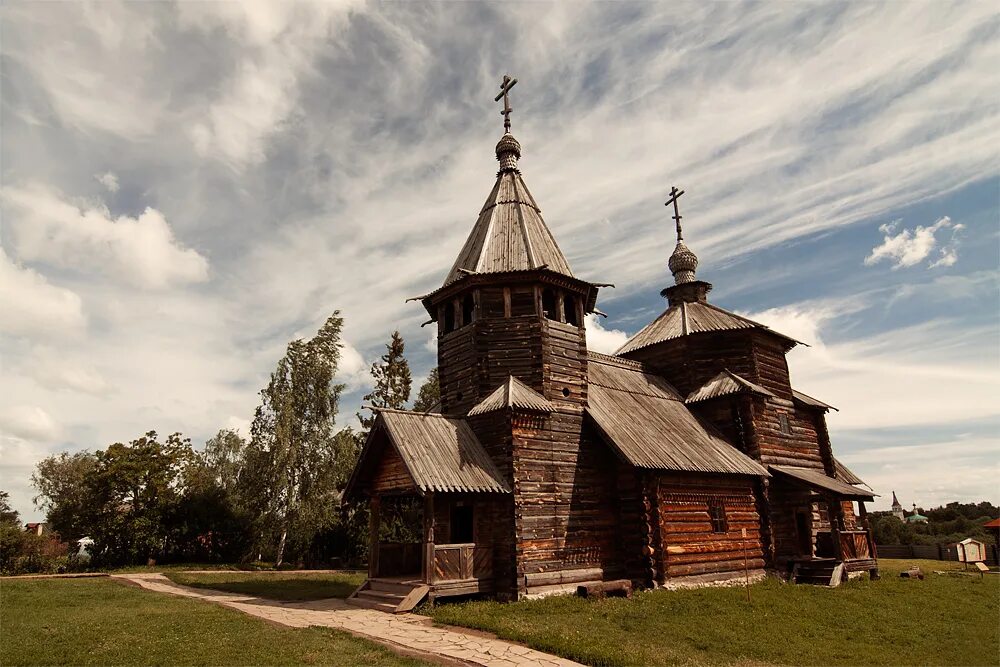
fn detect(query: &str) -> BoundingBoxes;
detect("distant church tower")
[891,492,904,520]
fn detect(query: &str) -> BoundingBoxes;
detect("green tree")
[412,367,440,412]
[82,432,194,565]
[241,312,347,566]
[358,331,412,431]
[0,491,19,524]
[31,451,98,540]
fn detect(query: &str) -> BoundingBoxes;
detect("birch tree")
[242,312,346,566]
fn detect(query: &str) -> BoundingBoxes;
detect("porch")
[771,465,879,584]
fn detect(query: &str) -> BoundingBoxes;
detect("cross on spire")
[664,186,686,242]
[494,74,518,133]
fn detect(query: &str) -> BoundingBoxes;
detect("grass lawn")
[166,570,366,601]
[0,578,426,666]
[426,559,1000,667]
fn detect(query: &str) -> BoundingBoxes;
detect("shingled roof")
[441,133,574,286]
[468,376,556,416]
[344,409,511,499]
[614,301,801,356]
[685,370,777,404]
[585,353,768,476]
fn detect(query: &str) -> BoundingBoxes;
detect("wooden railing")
[837,530,873,560]
[432,543,492,582]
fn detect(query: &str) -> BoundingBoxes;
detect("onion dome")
[668,240,699,284]
[496,132,521,172]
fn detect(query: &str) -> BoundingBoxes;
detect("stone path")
[113,573,581,667]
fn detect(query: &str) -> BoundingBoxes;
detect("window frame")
[708,498,729,534]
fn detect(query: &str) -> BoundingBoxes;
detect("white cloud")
[864,216,956,269]
[95,171,119,192]
[18,346,110,396]
[2,183,209,289]
[0,405,60,443]
[744,303,1000,431]
[585,314,630,354]
[0,247,86,337]
[179,2,361,168]
[335,340,372,393]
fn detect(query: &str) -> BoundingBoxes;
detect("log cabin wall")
[438,323,479,415]
[749,335,793,399]
[511,411,621,591]
[748,396,825,470]
[368,443,417,494]
[655,473,765,579]
[541,319,588,408]
[623,331,758,398]
[615,462,648,584]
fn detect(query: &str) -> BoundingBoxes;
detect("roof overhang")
[416,269,603,319]
[770,465,877,500]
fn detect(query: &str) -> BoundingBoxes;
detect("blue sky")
[1,2,997,521]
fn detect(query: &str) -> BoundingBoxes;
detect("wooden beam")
[369,496,381,579]
[423,492,435,585]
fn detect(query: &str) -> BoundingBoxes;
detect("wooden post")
[423,492,435,585]
[369,496,381,579]
[503,288,511,318]
[556,291,565,323]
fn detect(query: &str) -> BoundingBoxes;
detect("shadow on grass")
[165,572,366,601]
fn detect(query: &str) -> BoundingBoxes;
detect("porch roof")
[344,409,511,499]
[771,465,877,500]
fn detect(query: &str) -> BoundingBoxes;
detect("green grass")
[165,571,366,601]
[426,559,1000,667]
[0,577,426,666]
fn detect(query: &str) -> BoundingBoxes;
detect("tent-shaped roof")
[442,135,573,286]
[585,353,767,476]
[468,375,556,416]
[344,409,510,499]
[615,301,801,356]
[685,370,777,404]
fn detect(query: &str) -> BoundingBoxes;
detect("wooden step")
[345,596,400,613]
[345,580,430,614]
[369,579,418,595]
[357,589,406,604]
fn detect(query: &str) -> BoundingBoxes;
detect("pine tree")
[412,367,440,412]
[358,331,412,432]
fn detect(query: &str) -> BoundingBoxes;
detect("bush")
[0,526,73,575]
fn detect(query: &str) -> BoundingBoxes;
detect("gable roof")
[614,301,801,356]
[344,409,510,499]
[685,370,777,404]
[442,167,573,286]
[585,353,768,476]
[468,376,556,416]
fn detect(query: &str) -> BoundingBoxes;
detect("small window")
[778,413,792,435]
[442,303,455,334]
[541,288,558,321]
[564,293,579,326]
[450,502,474,543]
[461,293,475,327]
[708,499,728,534]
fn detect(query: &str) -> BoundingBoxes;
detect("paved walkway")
[113,573,581,667]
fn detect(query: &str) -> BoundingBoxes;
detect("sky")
[1,1,998,522]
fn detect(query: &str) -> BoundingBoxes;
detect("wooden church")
[344,77,878,611]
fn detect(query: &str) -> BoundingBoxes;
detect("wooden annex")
[343,79,878,612]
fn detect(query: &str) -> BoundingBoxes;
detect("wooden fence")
[876,543,998,566]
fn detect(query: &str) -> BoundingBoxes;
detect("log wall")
[368,444,417,494]
[655,473,765,579]
[511,412,621,591]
